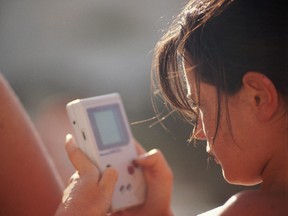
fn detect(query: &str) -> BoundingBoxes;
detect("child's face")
[184,63,270,186]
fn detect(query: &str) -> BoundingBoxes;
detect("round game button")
[128,165,135,175]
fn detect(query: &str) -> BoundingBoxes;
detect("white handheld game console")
[66,93,146,212]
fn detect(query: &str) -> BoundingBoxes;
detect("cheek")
[207,112,264,185]
[203,106,238,165]
[200,107,218,144]
[208,124,233,160]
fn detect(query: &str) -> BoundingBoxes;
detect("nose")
[206,142,211,153]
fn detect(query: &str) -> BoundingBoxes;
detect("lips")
[207,151,220,164]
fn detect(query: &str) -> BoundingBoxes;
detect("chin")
[222,170,262,186]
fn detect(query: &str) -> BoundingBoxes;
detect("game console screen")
[87,104,129,150]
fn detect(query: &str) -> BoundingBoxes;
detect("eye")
[192,103,199,112]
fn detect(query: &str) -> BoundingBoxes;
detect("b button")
[127,165,135,175]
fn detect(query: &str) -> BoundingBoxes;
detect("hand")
[111,141,174,216]
[55,134,118,216]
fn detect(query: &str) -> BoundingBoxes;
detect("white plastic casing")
[66,93,146,212]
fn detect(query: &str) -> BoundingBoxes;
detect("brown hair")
[152,0,287,141]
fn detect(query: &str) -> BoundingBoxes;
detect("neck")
[261,123,288,196]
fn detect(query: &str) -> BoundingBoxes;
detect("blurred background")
[0,0,247,215]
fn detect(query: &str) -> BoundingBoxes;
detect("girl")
[42,0,288,215]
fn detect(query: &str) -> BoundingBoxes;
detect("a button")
[126,183,132,191]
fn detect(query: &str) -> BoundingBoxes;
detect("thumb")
[135,149,159,167]
[134,149,172,178]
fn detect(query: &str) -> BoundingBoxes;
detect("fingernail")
[65,134,77,150]
[66,133,72,143]
[137,149,158,160]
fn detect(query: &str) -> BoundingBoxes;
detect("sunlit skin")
[184,61,288,215]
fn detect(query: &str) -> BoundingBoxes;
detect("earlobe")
[242,72,278,121]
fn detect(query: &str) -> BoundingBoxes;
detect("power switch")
[81,130,87,140]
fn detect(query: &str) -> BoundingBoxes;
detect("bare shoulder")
[0,73,8,90]
[197,190,288,216]
[0,73,13,97]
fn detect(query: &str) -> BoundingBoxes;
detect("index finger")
[65,134,99,176]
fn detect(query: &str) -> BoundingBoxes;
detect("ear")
[242,71,278,121]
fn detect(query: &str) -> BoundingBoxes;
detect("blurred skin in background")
[0,74,62,215]
[34,95,75,186]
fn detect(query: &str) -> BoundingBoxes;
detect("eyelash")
[188,99,199,109]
